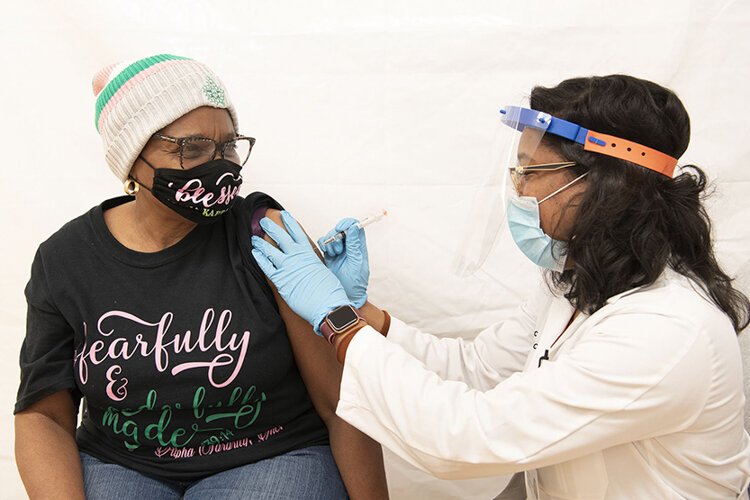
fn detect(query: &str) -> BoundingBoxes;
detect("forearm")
[15,413,84,499]
[327,415,389,499]
[336,317,513,391]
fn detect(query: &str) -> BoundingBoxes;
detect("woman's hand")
[317,218,370,308]
[252,210,352,335]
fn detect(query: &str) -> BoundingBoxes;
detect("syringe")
[322,209,388,246]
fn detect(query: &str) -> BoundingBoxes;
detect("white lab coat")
[336,270,750,499]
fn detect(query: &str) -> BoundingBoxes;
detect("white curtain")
[2,1,748,498]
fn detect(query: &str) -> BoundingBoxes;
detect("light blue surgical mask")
[507,173,588,272]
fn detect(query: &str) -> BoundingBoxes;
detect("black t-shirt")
[15,192,328,482]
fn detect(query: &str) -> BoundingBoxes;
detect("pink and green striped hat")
[93,54,238,181]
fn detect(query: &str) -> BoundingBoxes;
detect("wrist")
[359,302,390,336]
[312,300,349,336]
[319,305,364,344]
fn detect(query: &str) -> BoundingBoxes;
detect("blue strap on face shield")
[500,106,590,144]
[546,116,589,145]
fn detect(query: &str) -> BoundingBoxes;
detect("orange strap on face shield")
[584,131,678,177]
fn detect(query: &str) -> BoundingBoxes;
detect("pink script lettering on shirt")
[74,308,252,400]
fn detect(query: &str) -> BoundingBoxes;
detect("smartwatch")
[320,305,363,344]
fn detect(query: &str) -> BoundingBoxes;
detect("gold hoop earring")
[123,179,140,196]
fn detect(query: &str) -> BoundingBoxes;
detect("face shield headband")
[500,105,678,177]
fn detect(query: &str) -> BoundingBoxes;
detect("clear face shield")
[452,106,565,277]
[451,104,680,277]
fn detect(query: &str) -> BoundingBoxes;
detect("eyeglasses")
[153,133,256,169]
[509,161,577,193]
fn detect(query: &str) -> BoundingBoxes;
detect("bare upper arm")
[263,209,324,259]
[262,209,343,418]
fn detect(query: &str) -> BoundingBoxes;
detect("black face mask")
[134,157,243,224]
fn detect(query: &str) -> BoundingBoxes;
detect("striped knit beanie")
[93,54,238,181]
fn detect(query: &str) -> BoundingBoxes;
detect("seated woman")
[13,54,388,499]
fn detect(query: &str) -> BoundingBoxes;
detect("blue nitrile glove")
[251,211,352,335]
[317,218,370,308]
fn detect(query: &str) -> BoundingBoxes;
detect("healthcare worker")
[251,75,750,499]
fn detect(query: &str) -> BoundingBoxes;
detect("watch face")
[327,306,359,331]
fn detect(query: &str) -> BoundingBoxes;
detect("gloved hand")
[251,211,352,335]
[317,218,370,308]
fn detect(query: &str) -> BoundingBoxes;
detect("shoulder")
[231,192,284,234]
[254,206,319,257]
[602,270,732,331]
[259,209,301,243]
[584,272,743,423]
[27,203,103,300]
[37,205,100,259]
[583,270,737,378]
[228,192,285,241]
[234,191,284,216]
[34,197,137,272]
[264,207,283,224]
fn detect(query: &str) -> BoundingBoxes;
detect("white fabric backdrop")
[1,1,749,498]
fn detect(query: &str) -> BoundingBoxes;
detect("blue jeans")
[80,445,347,499]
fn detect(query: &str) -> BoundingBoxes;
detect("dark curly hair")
[530,75,749,332]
